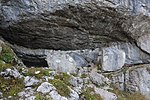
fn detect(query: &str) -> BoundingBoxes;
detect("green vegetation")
[23,68,50,79]
[108,88,147,100]
[0,60,12,72]
[54,73,71,86]
[0,44,14,64]
[35,93,52,100]
[0,45,15,72]
[49,79,71,97]
[147,67,150,74]
[83,87,103,100]
[0,76,24,97]
[71,73,78,77]
[80,73,88,78]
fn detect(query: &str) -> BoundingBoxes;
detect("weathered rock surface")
[0,0,150,68]
[0,1,150,99]
[94,87,117,100]
[102,47,126,71]
[89,71,110,86]
[111,64,150,99]
[37,82,55,94]
[49,91,68,100]
[24,76,40,87]
[0,0,128,50]
[0,0,150,67]
[46,51,78,73]
[137,34,150,54]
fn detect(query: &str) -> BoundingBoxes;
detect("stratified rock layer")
[0,0,150,66]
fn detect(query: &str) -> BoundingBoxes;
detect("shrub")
[0,45,14,64]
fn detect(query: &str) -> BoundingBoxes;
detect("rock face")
[137,34,150,54]
[102,47,126,71]
[0,1,150,99]
[0,0,150,66]
[111,64,150,99]
[94,87,117,100]
[0,0,127,50]
[0,39,150,100]
[0,0,150,67]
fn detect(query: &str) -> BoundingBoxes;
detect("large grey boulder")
[69,52,88,67]
[102,47,126,71]
[46,51,77,73]
[46,49,100,73]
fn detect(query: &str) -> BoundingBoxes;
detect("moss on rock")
[49,79,70,97]
[54,72,71,86]
[23,68,50,79]
[35,93,52,100]
[108,88,147,100]
[0,44,14,64]
[83,87,103,100]
[0,60,12,72]
[0,76,24,97]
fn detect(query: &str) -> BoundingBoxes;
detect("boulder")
[24,76,40,87]
[68,87,79,100]
[49,90,68,100]
[69,52,88,67]
[94,87,117,100]
[89,71,110,86]
[102,47,126,71]
[37,82,55,94]
[46,51,77,73]
[0,68,21,78]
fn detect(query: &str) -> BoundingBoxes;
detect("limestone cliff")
[0,0,150,100]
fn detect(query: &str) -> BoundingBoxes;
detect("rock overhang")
[0,3,129,50]
[0,0,150,67]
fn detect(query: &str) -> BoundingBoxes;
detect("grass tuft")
[83,87,103,100]
[0,76,24,97]
[0,45,14,64]
[49,79,70,97]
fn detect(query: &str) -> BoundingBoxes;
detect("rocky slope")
[0,41,149,100]
[0,0,150,65]
[0,0,150,100]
